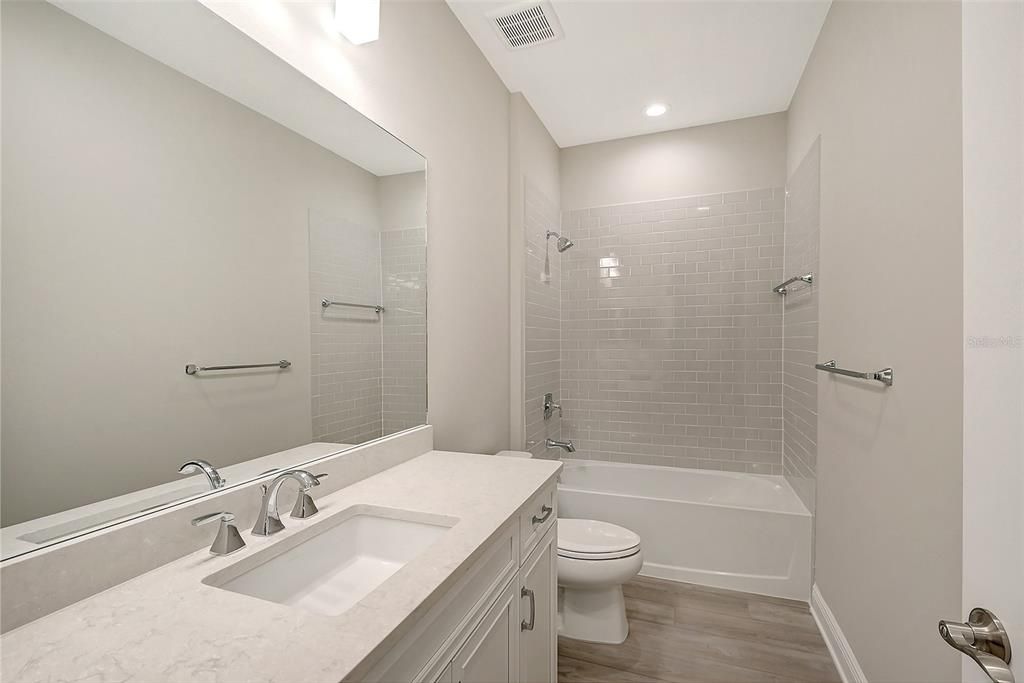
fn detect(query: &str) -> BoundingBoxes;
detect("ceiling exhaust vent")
[488,1,563,50]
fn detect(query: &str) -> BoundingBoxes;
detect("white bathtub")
[557,460,812,601]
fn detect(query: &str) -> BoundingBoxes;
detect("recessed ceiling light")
[645,103,668,117]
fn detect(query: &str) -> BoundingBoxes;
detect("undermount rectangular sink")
[203,506,456,616]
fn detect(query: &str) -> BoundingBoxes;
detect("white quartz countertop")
[0,451,561,683]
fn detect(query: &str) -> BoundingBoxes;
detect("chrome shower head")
[546,230,574,253]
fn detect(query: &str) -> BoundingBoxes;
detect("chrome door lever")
[939,608,1014,683]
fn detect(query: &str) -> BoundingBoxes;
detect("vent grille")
[488,1,563,50]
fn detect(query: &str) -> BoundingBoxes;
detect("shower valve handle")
[543,392,562,419]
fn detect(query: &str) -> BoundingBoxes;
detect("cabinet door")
[518,526,556,683]
[453,579,518,683]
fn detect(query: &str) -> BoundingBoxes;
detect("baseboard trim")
[810,583,868,683]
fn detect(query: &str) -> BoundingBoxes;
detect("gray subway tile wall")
[557,188,787,473]
[381,225,427,436]
[524,181,563,458]
[782,140,821,511]
[309,209,383,445]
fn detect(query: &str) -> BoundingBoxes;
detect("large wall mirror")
[1,0,427,560]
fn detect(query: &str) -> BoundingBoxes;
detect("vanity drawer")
[519,483,556,559]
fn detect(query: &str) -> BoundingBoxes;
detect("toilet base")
[558,584,629,644]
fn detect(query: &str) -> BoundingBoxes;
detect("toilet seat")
[558,546,641,560]
[557,519,641,560]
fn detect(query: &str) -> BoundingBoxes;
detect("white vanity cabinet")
[518,531,556,683]
[452,579,519,682]
[365,482,557,683]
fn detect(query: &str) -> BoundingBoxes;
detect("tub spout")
[546,438,576,453]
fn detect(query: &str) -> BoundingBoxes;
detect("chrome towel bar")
[773,273,814,295]
[185,360,291,376]
[321,299,384,313]
[815,360,894,387]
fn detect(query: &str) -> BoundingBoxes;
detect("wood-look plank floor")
[558,576,841,683]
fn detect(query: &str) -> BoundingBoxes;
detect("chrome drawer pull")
[531,505,553,526]
[521,587,536,631]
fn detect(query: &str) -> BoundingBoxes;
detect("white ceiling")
[447,0,831,148]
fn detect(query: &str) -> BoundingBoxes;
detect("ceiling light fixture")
[335,0,380,45]
[644,103,669,117]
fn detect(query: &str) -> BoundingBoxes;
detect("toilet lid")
[557,519,640,559]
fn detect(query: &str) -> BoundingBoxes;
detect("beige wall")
[378,171,427,232]
[1,1,390,523]
[560,112,788,210]
[510,94,562,210]
[787,2,964,680]
[203,0,513,455]
[509,93,561,449]
[521,182,562,458]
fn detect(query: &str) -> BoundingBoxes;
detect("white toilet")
[557,518,642,644]
[496,451,643,645]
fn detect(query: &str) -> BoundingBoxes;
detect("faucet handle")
[192,511,234,526]
[543,393,562,419]
[256,470,323,496]
[290,473,328,519]
[191,511,245,556]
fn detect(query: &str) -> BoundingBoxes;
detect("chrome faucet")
[546,438,576,453]
[178,459,226,490]
[252,470,321,536]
